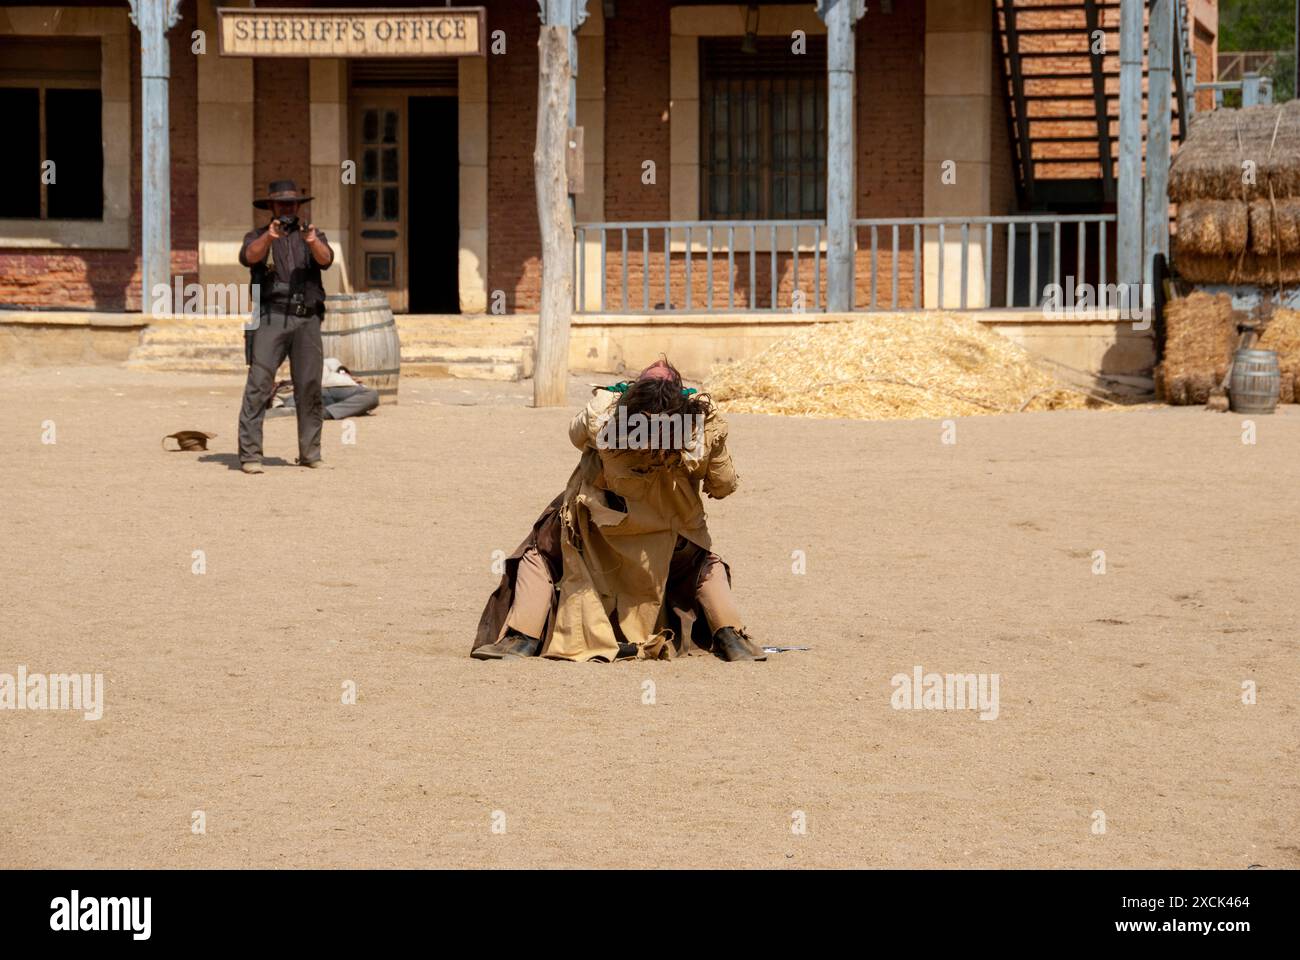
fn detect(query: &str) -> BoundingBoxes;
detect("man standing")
[237,179,334,474]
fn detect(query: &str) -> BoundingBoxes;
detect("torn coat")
[473,389,739,661]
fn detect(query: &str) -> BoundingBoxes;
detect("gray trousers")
[285,384,380,420]
[324,385,380,420]
[238,307,323,464]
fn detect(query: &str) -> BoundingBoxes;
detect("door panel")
[352,95,407,313]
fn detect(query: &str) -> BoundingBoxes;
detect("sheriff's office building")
[0,1,1220,379]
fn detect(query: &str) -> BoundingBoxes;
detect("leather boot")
[471,630,542,660]
[712,626,766,662]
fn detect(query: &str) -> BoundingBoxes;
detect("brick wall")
[1194,26,1215,113]
[588,2,927,314]
[0,1,199,312]
[989,24,1017,305]
[603,1,671,223]
[254,59,312,221]
[854,1,926,308]
[486,0,542,314]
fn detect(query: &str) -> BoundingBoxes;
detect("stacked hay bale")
[1257,308,1300,402]
[1161,101,1300,403]
[1170,100,1300,285]
[1158,292,1236,404]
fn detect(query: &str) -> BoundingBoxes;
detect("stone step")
[125,317,535,382]
[136,325,244,347]
[403,360,526,381]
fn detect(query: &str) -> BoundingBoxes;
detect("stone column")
[922,0,996,309]
[459,57,489,314]
[310,59,351,294]
[575,3,605,312]
[197,0,253,290]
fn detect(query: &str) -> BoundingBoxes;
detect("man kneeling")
[472,359,765,663]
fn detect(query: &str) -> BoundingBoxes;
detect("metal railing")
[574,213,1119,314]
[574,219,824,313]
[1198,74,1275,109]
[852,213,1118,311]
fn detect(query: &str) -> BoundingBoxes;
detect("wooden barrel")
[322,293,401,404]
[1229,348,1280,415]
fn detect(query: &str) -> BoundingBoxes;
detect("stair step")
[403,360,526,382]
[125,316,534,382]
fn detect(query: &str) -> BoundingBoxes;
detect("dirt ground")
[1,364,1297,869]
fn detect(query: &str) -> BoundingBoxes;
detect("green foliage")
[1219,0,1296,100]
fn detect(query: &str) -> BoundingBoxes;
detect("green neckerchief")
[601,381,697,397]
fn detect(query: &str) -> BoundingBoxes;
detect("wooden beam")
[1144,0,1173,294]
[1117,0,1143,288]
[132,0,180,315]
[533,24,574,407]
[821,0,864,313]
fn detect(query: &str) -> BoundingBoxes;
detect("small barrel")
[1228,348,1280,415]
[322,293,402,404]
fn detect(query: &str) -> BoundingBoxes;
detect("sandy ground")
[1,364,1298,869]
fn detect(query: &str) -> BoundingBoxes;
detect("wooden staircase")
[996,0,1196,209]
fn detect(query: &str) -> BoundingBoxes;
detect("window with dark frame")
[0,37,104,221]
[699,36,828,221]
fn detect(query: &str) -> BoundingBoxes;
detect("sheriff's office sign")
[218,7,485,57]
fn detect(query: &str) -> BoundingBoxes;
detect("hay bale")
[1161,292,1237,404]
[704,312,1099,420]
[1248,198,1300,255]
[1257,310,1300,403]
[1170,101,1300,202]
[1174,252,1300,285]
[1174,200,1249,256]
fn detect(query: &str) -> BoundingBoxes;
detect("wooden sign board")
[218,7,486,58]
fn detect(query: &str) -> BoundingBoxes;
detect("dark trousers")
[238,307,324,463]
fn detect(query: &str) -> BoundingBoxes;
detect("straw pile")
[1157,292,1236,404]
[705,313,1104,420]
[1169,101,1300,285]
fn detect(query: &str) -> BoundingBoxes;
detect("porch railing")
[573,220,825,314]
[853,213,1118,311]
[574,213,1119,315]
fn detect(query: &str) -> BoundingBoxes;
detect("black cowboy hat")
[253,179,314,210]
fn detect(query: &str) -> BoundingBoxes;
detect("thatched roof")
[1169,100,1300,202]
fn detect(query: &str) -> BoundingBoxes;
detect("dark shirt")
[239,225,333,311]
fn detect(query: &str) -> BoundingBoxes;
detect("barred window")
[700,36,827,220]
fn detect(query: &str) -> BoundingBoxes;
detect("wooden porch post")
[821,0,864,313]
[534,0,588,407]
[1144,0,1173,295]
[130,0,181,315]
[1117,0,1144,289]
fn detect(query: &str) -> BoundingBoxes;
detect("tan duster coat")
[544,389,739,660]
